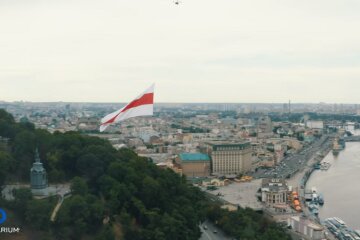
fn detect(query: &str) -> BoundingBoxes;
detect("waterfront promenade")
[307,141,360,231]
[287,136,338,240]
[275,134,337,239]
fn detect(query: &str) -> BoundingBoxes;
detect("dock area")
[324,218,360,240]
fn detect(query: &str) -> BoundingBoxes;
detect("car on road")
[213,230,217,234]
[203,225,208,230]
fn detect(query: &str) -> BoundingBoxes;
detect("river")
[306,140,360,230]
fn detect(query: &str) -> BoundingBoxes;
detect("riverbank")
[307,142,360,230]
[285,135,337,239]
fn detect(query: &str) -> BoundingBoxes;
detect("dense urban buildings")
[2,102,360,240]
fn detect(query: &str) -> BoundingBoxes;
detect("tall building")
[305,120,324,130]
[30,149,48,194]
[257,116,273,134]
[288,100,291,114]
[207,142,252,176]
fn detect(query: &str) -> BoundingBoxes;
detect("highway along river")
[306,141,360,230]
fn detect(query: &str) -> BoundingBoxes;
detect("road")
[199,220,233,240]
[252,134,333,180]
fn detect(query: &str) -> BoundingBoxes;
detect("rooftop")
[290,216,324,231]
[179,153,210,161]
[207,141,251,151]
[262,178,288,192]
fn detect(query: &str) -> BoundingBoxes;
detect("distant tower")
[30,148,48,192]
[288,100,291,114]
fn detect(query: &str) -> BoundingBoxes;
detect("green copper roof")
[179,153,210,161]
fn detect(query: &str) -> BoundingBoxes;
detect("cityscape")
[1,0,360,240]
[1,101,360,239]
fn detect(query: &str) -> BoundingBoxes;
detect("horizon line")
[1,100,359,105]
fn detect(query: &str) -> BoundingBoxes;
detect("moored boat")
[318,194,324,205]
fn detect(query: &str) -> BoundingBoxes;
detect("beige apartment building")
[207,142,252,176]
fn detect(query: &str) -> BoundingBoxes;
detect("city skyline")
[2,1,360,239]
[1,0,360,103]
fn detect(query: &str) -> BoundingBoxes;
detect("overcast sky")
[1,0,360,103]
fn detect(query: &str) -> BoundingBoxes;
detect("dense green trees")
[55,194,104,238]
[0,151,15,185]
[12,188,33,220]
[206,204,291,240]
[70,176,88,196]
[25,198,55,230]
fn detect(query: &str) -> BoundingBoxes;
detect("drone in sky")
[174,0,181,5]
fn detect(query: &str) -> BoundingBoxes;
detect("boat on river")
[318,194,324,205]
[333,137,344,155]
[320,162,331,170]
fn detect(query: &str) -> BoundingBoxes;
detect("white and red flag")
[100,84,155,132]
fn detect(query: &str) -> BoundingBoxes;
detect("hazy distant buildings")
[303,130,316,143]
[208,142,252,176]
[305,120,324,130]
[257,116,273,133]
[345,122,355,133]
[257,116,274,138]
[77,117,99,131]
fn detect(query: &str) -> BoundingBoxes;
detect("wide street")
[252,134,332,180]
